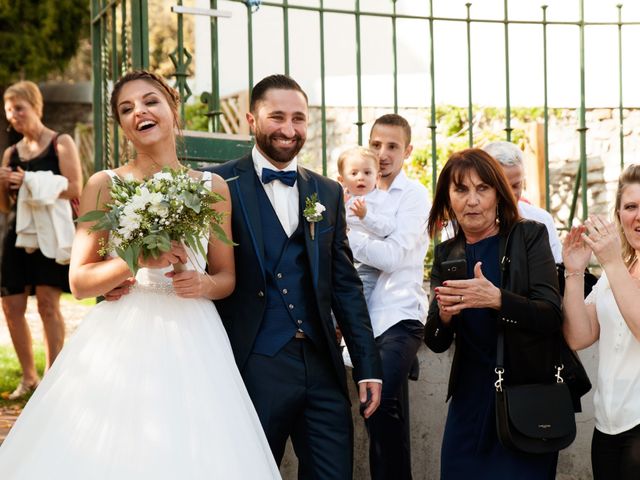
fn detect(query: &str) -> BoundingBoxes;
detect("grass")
[0,343,45,408]
[61,293,96,307]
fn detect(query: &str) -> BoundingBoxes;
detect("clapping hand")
[562,225,591,273]
[581,215,622,268]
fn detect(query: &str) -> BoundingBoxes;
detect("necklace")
[133,154,183,178]
[19,126,46,160]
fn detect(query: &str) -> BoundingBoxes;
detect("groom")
[210,74,383,478]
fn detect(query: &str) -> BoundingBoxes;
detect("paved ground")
[0,296,91,444]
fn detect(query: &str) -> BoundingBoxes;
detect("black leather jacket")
[424,220,562,400]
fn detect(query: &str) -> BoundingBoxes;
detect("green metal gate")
[92,0,640,226]
[91,0,254,173]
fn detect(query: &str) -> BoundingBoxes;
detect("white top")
[518,201,562,263]
[347,171,431,337]
[586,272,640,435]
[346,188,395,240]
[251,146,299,237]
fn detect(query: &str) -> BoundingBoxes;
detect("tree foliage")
[0,0,89,85]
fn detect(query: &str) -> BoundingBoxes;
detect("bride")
[0,70,281,479]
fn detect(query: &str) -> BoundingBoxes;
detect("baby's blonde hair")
[337,146,379,175]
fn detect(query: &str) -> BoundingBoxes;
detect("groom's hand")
[104,277,136,301]
[359,381,382,419]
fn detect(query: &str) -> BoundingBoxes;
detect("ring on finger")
[459,295,463,303]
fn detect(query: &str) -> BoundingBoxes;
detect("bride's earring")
[495,205,500,225]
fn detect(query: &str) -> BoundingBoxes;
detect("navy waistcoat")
[252,177,322,356]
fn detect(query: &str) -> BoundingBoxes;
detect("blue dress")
[440,235,557,479]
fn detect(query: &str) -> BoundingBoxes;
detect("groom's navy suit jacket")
[212,154,382,396]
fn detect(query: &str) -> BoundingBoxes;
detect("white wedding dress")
[0,174,281,479]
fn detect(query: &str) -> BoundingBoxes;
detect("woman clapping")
[563,164,640,480]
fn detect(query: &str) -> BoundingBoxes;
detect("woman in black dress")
[0,81,82,399]
[424,148,562,479]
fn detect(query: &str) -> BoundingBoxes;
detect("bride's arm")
[69,172,134,299]
[171,173,235,300]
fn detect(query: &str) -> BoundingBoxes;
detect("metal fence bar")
[283,0,290,76]
[428,0,437,199]
[130,0,149,70]
[121,0,127,74]
[503,0,512,141]
[355,0,364,145]
[91,0,104,172]
[542,5,550,211]
[579,0,588,222]
[101,2,112,168]
[392,0,398,114]
[618,3,624,168]
[319,0,327,175]
[246,3,254,95]
[111,3,120,164]
[466,2,473,147]
[206,0,222,133]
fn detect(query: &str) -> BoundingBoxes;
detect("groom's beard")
[255,129,305,165]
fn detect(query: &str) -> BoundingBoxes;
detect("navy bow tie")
[261,168,297,187]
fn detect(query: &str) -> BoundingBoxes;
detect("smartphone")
[441,259,467,281]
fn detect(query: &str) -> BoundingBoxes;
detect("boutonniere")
[303,193,325,240]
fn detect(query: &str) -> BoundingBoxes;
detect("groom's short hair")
[250,74,308,113]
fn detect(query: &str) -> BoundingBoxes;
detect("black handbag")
[494,330,577,454]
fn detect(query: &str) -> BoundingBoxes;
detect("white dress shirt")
[518,201,562,263]
[586,273,640,435]
[347,171,431,338]
[252,146,299,236]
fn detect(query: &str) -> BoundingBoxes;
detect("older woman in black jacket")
[424,148,562,479]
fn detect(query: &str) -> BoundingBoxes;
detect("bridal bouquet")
[78,168,231,275]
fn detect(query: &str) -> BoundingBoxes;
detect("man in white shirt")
[483,141,563,263]
[347,114,431,480]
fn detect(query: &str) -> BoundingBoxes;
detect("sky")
[192,0,640,108]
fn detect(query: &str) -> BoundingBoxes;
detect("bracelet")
[564,270,584,279]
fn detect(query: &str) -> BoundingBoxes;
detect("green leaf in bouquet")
[211,222,236,246]
[93,210,121,231]
[142,232,172,254]
[188,233,208,260]
[180,190,202,213]
[75,209,106,223]
[118,244,141,275]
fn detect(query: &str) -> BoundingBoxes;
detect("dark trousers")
[366,319,424,480]
[592,424,640,480]
[242,338,353,480]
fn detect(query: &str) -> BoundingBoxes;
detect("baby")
[337,146,396,303]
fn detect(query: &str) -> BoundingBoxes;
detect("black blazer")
[424,220,563,400]
[210,155,382,396]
